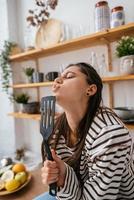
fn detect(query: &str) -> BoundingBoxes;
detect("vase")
[32,72,44,83]
[35,19,62,48]
[24,26,36,50]
[120,55,134,75]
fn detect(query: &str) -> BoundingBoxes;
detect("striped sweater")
[53,107,134,200]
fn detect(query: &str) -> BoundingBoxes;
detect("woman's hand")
[41,149,66,188]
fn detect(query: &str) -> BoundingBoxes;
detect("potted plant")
[0,41,16,94]
[23,67,35,83]
[116,36,134,75]
[13,93,30,113]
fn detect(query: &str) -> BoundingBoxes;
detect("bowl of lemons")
[0,162,31,195]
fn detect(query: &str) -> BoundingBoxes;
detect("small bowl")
[113,107,134,120]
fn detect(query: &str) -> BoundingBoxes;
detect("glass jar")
[111,6,125,28]
[95,1,110,32]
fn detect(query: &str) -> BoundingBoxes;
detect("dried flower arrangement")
[27,0,58,27]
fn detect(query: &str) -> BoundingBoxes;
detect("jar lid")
[111,6,124,12]
[95,1,108,7]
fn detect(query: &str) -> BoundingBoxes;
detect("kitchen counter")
[0,168,48,200]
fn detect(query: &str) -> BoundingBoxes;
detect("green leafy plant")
[13,93,30,104]
[116,36,134,57]
[23,67,34,77]
[0,40,16,94]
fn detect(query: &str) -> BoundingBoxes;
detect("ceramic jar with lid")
[95,1,110,32]
[111,6,125,28]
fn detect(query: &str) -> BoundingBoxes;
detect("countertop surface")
[0,168,48,200]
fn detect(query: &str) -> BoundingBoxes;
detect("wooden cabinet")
[9,23,134,129]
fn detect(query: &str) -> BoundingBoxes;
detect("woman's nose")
[54,76,63,84]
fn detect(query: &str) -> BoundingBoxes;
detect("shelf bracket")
[34,58,40,102]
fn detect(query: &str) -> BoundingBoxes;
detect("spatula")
[40,96,57,196]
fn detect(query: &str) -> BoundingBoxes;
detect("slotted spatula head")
[40,96,56,141]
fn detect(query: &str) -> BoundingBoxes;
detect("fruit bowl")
[0,172,31,195]
[0,163,32,196]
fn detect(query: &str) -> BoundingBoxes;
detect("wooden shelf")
[10,81,53,89]
[8,112,134,129]
[9,23,134,62]
[126,124,134,129]
[10,75,134,89]
[8,112,60,121]
[102,74,134,82]
[8,112,41,120]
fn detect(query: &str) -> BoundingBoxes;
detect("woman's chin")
[54,95,64,106]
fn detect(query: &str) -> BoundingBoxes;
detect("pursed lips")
[52,83,61,92]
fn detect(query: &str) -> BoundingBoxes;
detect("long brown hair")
[42,62,103,171]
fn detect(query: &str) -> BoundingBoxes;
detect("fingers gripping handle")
[43,140,57,196]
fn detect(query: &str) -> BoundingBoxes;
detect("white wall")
[0,0,16,156]
[0,0,134,157]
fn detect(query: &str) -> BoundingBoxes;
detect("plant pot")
[18,103,24,113]
[32,72,44,83]
[23,102,40,114]
[26,76,33,83]
[120,55,134,75]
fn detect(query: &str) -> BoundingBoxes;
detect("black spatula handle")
[43,140,57,196]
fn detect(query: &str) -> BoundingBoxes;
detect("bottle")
[98,53,107,77]
[95,1,110,32]
[91,52,98,72]
[111,6,125,28]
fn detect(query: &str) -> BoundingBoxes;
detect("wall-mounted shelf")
[125,124,134,130]
[8,112,41,120]
[8,112,134,129]
[9,23,134,62]
[10,81,53,89]
[8,23,134,131]
[10,75,134,89]
[102,74,134,83]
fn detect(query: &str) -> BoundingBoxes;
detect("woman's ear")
[86,84,97,96]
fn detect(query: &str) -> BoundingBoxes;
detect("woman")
[36,62,134,200]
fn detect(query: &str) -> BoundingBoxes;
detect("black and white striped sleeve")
[57,124,132,200]
[57,163,82,199]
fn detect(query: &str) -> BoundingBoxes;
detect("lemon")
[5,179,20,192]
[1,170,14,182]
[0,179,5,190]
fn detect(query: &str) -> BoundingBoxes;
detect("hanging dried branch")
[26,0,58,27]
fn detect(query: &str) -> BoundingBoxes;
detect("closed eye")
[62,72,75,79]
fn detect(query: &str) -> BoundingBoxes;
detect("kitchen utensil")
[40,96,57,196]
[113,107,134,120]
